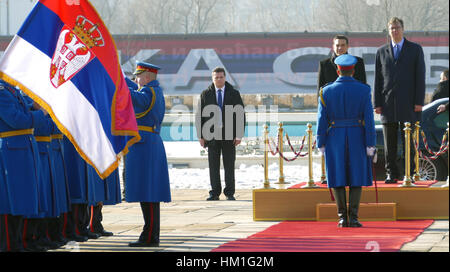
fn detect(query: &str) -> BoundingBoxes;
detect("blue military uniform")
[316,55,376,227]
[48,125,71,244]
[125,62,171,247]
[0,80,48,251]
[62,137,100,241]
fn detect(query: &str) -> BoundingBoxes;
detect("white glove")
[319,146,325,154]
[366,146,376,157]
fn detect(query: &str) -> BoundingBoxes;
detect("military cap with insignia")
[334,54,357,71]
[133,61,161,75]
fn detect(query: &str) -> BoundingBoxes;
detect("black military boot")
[332,187,348,227]
[348,187,363,227]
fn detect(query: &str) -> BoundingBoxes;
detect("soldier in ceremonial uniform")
[47,124,71,246]
[316,55,376,228]
[62,137,100,242]
[22,111,61,251]
[125,62,171,247]
[0,80,49,252]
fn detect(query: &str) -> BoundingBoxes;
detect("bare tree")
[91,0,448,34]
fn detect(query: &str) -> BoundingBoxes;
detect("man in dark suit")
[317,35,367,97]
[374,17,426,184]
[196,67,245,201]
[431,69,449,102]
[317,35,367,184]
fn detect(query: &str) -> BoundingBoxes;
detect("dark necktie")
[217,89,223,109]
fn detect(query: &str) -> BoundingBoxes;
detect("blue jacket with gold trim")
[125,79,171,203]
[0,80,47,216]
[316,76,376,188]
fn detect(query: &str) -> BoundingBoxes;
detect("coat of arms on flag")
[0,0,140,179]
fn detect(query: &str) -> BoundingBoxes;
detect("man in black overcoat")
[317,35,367,97]
[374,17,426,183]
[431,69,449,102]
[196,67,245,201]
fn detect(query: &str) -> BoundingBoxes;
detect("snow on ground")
[163,141,323,189]
[168,163,323,189]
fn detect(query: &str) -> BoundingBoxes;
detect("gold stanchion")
[275,122,287,184]
[302,123,319,188]
[320,154,326,183]
[262,124,273,189]
[442,122,449,188]
[400,122,416,187]
[413,121,421,181]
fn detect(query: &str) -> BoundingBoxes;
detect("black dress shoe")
[128,240,159,247]
[348,219,363,227]
[67,234,88,242]
[86,232,101,239]
[97,230,114,237]
[385,176,399,184]
[226,196,236,201]
[206,196,219,201]
[24,243,48,252]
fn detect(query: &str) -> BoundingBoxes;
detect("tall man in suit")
[196,67,245,201]
[431,69,448,102]
[317,35,367,97]
[374,17,426,184]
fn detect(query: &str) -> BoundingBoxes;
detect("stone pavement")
[52,189,449,253]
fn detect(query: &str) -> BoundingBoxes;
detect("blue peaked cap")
[334,54,357,69]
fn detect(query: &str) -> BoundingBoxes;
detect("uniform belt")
[138,125,159,134]
[329,119,364,127]
[35,136,52,142]
[0,128,34,138]
[51,134,64,140]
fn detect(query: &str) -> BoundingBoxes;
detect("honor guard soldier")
[125,62,171,247]
[316,55,376,228]
[22,108,61,251]
[47,124,71,246]
[0,80,49,252]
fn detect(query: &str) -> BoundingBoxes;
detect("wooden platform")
[253,186,449,221]
[316,203,397,221]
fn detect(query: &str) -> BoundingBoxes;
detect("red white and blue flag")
[0,0,140,179]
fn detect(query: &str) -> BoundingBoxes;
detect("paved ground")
[52,189,449,253]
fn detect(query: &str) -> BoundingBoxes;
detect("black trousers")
[89,204,104,233]
[207,140,236,197]
[0,214,23,252]
[64,203,89,237]
[139,202,160,243]
[382,122,416,179]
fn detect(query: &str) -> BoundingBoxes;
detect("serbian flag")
[0,0,140,179]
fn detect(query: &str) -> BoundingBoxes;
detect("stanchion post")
[302,123,319,188]
[263,124,272,189]
[413,121,421,181]
[321,154,326,183]
[400,122,416,187]
[442,122,449,188]
[275,122,287,184]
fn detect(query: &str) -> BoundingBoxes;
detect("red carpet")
[212,220,434,252]
[288,180,438,189]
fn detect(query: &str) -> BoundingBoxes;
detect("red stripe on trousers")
[4,215,10,251]
[89,205,94,232]
[74,206,80,235]
[147,203,154,243]
[22,219,28,249]
[62,213,68,238]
